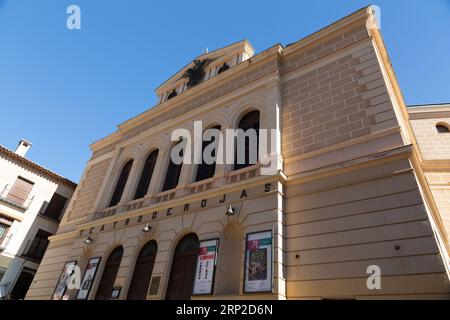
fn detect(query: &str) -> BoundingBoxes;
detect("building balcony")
[90,164,263,221]
[0,184,34,211]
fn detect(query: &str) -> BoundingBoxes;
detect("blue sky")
[1,0,449,182]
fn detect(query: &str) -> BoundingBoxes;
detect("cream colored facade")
[26,7,450,300]
[0,141,76,299]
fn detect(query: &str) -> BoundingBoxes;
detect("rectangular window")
[0,224,7,239]
[7,176,34,207]
[24,229,52,262]
[41,193,68,221]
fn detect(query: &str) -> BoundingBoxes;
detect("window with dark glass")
[24,229,52,261]
[167,89,177,100]
[436,123,450,133]
[6,176,34,207]
[0,223,8,241]
[41,193,68,221]
[109,160,133,207]
[162,142,183,192]
[217,62,229,74]
[234,110,260,171]
[195,126,221,182]
[134,150,159,200]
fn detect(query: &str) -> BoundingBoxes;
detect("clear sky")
[1,0,449,182]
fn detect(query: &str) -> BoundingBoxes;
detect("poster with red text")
[193,239,219,295]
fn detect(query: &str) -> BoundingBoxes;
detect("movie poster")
[244,231,272,293]
[52,261,77,300]
[192,239,219,295]
[76,257,101,300]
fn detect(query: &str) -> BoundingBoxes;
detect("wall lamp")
[226,205,235,216]
[142,223,152,233]
[84,237,94,245]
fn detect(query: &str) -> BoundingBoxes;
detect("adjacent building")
[27,7,450,300]
[0,140,76,299]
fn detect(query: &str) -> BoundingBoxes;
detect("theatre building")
[27,7,450,300]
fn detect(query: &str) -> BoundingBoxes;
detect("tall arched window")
[109,160,133,207]
[162,142,183,192]
[195,125,221,182]
[127,240,158,300]
[234,110,260,171]
[134,150,159,199]
[166,233,199,300]
[95,246,124,300]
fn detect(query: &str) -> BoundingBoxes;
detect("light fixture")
[225,205,235,216]
[142,223,152,233]
[84,237,93,244]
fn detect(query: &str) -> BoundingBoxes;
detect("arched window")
[95,246,124,300]
[217,62,229,74]
[134,150,159,200]
[436,123,450,133]
[109,160,133,207]
[234,110,260,171]
[127,240,158,300]
[195,126,221,182]
[167,89,177,100]
[162,141,183,191]
[166,233,199,300]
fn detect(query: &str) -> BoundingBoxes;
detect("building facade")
[0,140,76,299]
[27,7,450,300]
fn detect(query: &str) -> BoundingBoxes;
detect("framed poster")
[244,230,273,293]
[192,239,219,295]
[111,287,121,299]
[52,261,77,300]
[148,276,161,296]
[76,257,101,300]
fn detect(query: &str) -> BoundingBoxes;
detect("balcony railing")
[0,184,34,210]
[91,164,262,221]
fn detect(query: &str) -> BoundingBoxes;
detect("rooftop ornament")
[182,58,212,89]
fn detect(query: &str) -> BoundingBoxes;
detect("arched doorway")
[215,223,244,295]
[166,233,199,300]
[127,240,158,300]
[95,246,123,300]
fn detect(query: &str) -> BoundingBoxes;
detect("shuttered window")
[24,229,52,261]
[7,177,34,206]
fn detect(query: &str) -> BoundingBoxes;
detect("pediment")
[155,40,254,103]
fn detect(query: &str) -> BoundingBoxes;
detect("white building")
[0,140,76,299]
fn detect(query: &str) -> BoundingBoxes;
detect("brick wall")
[281,25,398,159]
[65,159,111,221]
[410,117,450,160]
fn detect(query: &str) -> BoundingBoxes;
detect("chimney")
[15,139,32,157]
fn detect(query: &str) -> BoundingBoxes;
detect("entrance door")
[127,240,158,300]
[95,246,123,300]
[10,268,35,300]
[166,233,199,300]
